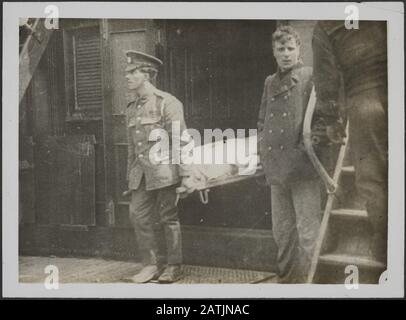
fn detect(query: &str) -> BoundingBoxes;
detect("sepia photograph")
[3,2,404,298]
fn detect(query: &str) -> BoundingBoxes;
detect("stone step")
[319,253,385,269]
[331,208,368,219]
[341,166,355,175]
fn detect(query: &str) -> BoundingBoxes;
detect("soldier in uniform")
[124,50,191,283]
[312,21,388,263]
[257,26,322,283]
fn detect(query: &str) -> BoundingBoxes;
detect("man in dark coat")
[257,26,322,283]
[125,50,191,283]
[312,21,388,263]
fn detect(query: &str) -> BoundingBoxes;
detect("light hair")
[272,26,301,48]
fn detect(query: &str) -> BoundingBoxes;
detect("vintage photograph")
[3,2,404,298]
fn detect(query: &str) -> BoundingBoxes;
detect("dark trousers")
[271,179,321,283]
[348,86,388,261]
[129,177,183,266]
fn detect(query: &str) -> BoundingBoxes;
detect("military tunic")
[126,88,188,191]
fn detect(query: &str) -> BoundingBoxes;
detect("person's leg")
[156,184,183,264]
[156,184,183,282]
[129,178,159,266]
[271,183,300,283]
[291,179,322,282]
[348,88,388,263]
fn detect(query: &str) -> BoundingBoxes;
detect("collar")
[270,61,303,97]
[276,61,303,80]
[136,86,163,104]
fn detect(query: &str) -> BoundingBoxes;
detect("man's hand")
[176,176,197,200]
[326,119,346,145]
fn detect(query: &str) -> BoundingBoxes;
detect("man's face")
[126,69,147,90]
[273,38,300,72]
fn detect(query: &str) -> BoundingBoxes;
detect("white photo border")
[3,1,404,298]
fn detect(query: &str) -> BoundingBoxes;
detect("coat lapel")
[269,62,303,98]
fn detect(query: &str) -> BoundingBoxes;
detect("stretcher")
[174,135,263,205]
[176,165,265,205]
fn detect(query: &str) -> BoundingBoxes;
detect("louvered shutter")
[72,29,103,111]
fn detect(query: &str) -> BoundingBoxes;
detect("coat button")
[135,130,140,134]
[136,117,141,121]
[282,112,287,117]
[268,146,272,151]
[137,105,141,109]
[284,95,288,100]
[280,145,284,150]
[268,129,273,134]
[138,154,144,158]
[270,113,274,118]
[280,129,284,133]
[271,97,275,102]
[137,142,142,146]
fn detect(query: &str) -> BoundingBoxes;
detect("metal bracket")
[199,189,210,205]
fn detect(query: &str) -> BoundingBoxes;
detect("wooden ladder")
[19,18,54,104]
[305,89,386,284]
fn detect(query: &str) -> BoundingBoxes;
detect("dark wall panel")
[35,135,96,226]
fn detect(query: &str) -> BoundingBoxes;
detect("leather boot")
[129,265,161,283]
[158,264,183,283]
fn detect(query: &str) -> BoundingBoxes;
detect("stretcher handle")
[175,186,210,205]
[303,86,338,194]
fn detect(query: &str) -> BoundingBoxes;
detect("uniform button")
[137,142,142,146]
[284,95,288,100]
[268,146,272,151]
[280,145,284,150]
[282,112,287,117]
[137,105,141,109]
[268,129,273,134]
[271,97,275,102]
[280,129,284,133]
[135,130,140,134]
[270,113,274,118]
[138,154,144,158]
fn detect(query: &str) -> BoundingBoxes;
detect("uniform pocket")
[128,117,137,128]
[141,116,161,125]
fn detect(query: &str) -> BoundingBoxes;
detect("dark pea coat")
[257,63,318,185]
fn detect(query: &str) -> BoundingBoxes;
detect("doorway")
[164,20,277,230]
[164,20,277,133]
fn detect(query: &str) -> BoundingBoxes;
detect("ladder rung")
[319,253,385,269]
[331,208,368,219]
[341,166,355,174]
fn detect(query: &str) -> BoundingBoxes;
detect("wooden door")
[102,19,160,226]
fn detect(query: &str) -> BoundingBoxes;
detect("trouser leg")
[129,179,159,265]
[349,88,388,262]
[271,183,299,282]
[156,184,183,265]
[291,179,322,282]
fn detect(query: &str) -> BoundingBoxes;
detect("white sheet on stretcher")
[183,135,259,189]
